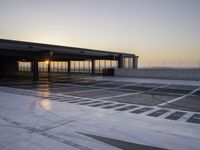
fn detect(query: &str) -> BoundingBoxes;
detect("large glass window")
[50,61,68,72]
[38,62,48,72]
[18,60,119,73]
[70,60,91,73]
[123,57,133,68]
[18,61,31,71]
[95,60,118,73]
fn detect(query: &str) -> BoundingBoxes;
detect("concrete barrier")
[115,68,200,80]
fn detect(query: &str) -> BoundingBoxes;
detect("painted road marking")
[58,97,80,102]
[1,85,200,125]
[158,87,200,106]
[187,114,200,124]
[116,105,139,111]
[165,111,187,120]
[102,103,126,109]
[79,101,101,105]
[67,99,91,103]
[90,102,113,107]
[99,91,142,100]
[131,107,153,114]
[147,109,169,117]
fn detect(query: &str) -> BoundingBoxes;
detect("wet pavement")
[0,76,200,150]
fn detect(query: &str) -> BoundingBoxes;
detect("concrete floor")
[0,75,200,150]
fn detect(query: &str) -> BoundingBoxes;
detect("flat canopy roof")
[0,39,137,60]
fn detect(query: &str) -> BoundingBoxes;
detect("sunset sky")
[0,0,200,67]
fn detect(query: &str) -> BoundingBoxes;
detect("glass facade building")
[18,58,133,74]
[1,39,138,81]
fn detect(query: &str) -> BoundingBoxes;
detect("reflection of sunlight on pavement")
[43,92,50,97]
[39,99,52,111]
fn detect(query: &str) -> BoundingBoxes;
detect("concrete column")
[48,61,51,72]
[0,59,5,79]
[133,57,138,69]
[33,59,38,81]
[68,60,71,73]
[48,60,51,81]
[92,59,95,74]
[118,54,124,68]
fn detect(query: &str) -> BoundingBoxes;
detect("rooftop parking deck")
[0,76,200,150]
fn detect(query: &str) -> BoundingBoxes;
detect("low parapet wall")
[115,68,200,80]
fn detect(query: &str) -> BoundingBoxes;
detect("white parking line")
[112,82,142,89]
[158,87,200,106]
[61,82,141,94]
[127,106,144,112]
[141,107,161,115]
[99,84,170,100]
[1,86,200,125]
[63,88,105,94]
[90,81,116,86]
[149,84,171,91]
[158,110,176,119]
[99,91,143,100]
[178,112,194,122]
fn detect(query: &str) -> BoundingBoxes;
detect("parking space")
[104,92,179,106]
[162,95,200,112]
[44,86,99,93]
[0,76,200,125]
[66,89,134,99]
[193,90,200,96]
[95,81,135,88]
[152,85,198,94]
[120,83,164,91]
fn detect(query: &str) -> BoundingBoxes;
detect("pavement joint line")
[147,91,185,96]
[54,80,142,91]
[149,84,171,91]
[109,82,142,89]
[0,115,92,150]
[66,82,142,94]
[99,84,171,100]
[99,91,143,100]
[53,82,91,88]
[53,82,116,91]
[63,88,106,94]
[153,105,200,114]
[89,81,116,86]
[158,86,200,106]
